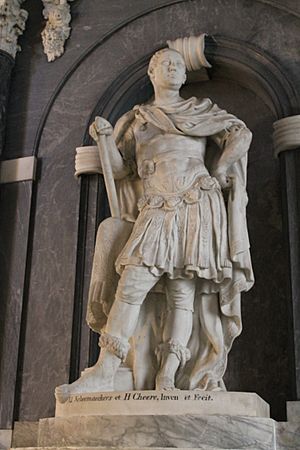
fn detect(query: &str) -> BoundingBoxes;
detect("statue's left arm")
[211,125,252,188]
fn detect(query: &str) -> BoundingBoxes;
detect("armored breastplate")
[134,117,208,194]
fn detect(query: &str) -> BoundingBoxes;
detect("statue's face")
[150,50,186,90]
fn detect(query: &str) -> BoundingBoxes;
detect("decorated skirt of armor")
[116,175,233,283]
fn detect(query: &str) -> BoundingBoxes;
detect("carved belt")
[137,175,221,211]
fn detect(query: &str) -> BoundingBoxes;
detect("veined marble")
[38,414,275,449]
[276,421,300,449]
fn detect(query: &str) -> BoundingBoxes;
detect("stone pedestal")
[38,414,276,449]
[8,391,300,450]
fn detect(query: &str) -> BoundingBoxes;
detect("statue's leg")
[155,278,196,390]
[198,292,224,390]
[55,265,159,401]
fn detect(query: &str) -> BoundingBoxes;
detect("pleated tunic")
[116,174,232,289]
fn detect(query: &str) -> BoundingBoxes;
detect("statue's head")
[148,48,186,90]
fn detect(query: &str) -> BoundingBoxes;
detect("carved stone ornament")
[0,0,28,58]
[273,115,300,157]
[167,34,212,70]
[41,0,73,62]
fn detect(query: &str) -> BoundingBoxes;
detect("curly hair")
[148,48,185,75]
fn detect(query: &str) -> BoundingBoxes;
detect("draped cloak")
[86,97,254,390]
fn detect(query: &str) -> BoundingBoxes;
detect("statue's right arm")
[89,117,130,180]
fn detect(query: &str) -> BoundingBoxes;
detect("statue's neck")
[152,87,182,107]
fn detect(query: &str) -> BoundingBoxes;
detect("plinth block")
[38,414,276,449]
[10,448,274,450]
[55,390,270,418]
[10,448,268,450]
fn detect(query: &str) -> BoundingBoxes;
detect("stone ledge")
[0,430,12,450]
[9,447,267,450]
[11,422,38,449]
[0,157,37,184]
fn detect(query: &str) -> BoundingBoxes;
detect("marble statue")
[56,46,254,402]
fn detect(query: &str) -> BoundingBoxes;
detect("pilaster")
[273,115,300,399]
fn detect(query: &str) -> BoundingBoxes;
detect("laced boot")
[155,339,191,390]
[55,331,130,402]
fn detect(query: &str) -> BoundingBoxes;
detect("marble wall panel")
[280,150,300,398]
[0,182,32,428]
[0,51,14,155]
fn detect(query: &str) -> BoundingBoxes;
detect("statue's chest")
[133,120,163,145]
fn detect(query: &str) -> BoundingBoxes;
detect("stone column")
[273,115,300,401]
[0,0,28,438]
[0,0,28,155]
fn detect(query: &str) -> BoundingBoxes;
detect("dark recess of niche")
[0,50,15,156]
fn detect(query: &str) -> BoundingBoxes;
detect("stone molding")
[41,0,74,62]
[0,429,12,450]
[273,115,300,157]
[0,156,37,184]
[75,146,100,177]
[167,34,212,70]
[0,0,28,59]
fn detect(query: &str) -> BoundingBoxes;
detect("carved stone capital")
[273,115,300,157]
[0,0,28,58]
[41,0,74,62]
[167,34,212,71]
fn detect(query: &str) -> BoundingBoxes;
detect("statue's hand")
[89,116,113,141]
[213,168,232,190]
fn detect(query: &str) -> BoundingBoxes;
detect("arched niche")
[87,37,295,127]
[77,37,295,420]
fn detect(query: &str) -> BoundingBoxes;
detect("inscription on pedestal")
[68,391,214,403]
[55,390,269,419]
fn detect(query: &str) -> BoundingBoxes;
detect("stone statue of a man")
[56,48,254,401]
